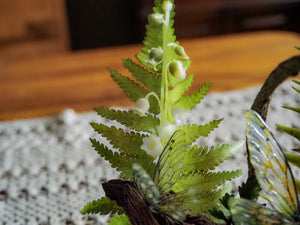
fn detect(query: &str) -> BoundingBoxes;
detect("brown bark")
[102,179,217,225]
[251,55,300,120]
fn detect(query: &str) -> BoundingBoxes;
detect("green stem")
[145,92,162,109]
[160,4,171,123]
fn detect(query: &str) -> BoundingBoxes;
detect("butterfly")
[132,130,195,221]
[229,110,300,224]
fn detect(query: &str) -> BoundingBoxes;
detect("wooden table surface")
[0,31,299,121]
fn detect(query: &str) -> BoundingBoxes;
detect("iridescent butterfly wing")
[133,130,188,221]
[153,130,188,220]
[153,130,186,194]
[230,110,300,224]
[132,163,161,207]
[244,110,300,220]
[229,198,297,225]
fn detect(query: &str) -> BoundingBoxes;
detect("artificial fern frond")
[90,138,155,179]
[282,105,300,113]
[292,86,300,93]
[174,170,242,193]
[109,68,160,114]
[179,119,223,145]
[94,107,159,134]
[182,141,244,172]
[109,68,148,101]
[168,74,194,105]
[276,124,300,141]
[109,214,131,225]
[137,0,177,72]
[81,197,124,215]
[276,79,300,146]
[189,183,232,215]
[90,138,133,179]
[285,152,300,168]
[174,82,212,110]
[122,58,161,94]
[91,123,144,153]
[90,123,156,171]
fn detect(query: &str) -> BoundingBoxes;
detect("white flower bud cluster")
[151,13,164,24]
[141,134,162,158]
[141,120,178,158]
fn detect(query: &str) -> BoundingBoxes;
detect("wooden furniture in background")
[0,0,69,60]
[65,0,300,50]
[140,0,300,39]
[0,31,299,121]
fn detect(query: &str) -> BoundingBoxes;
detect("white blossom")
[171,106,189,124]
[151,13,164,24]
[141,134,163,157]
[158,121,176,140]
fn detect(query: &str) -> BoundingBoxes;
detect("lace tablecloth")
[0,80,299,225]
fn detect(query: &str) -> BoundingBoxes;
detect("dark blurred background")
[0,0,299,57]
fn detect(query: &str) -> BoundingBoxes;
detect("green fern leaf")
[122,58,161,94]
[292,79,300,85]
[136,0,176,72]
[285,152,300,168]
[168,74,194,105]
[182,141,244,172]
[91,123,143,154]
[109,68,159,114]
[189,183,232,214]
[90,138,133,179]
[109,68,148,101]
[291,79,300,93]
[109,214,131,225]
[179,119,223,144]
[275,124,300,141]
[81,197,124,215]
[282,105,300,113]
[90,123,155,175]
[173,82,212,110]
[94,107,159,134]
[174,170,242,193]
[135,0,191,73]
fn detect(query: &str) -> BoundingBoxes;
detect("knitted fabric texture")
[0,80,299,225]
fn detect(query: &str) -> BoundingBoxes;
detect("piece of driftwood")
[251,55,300,120]
[102,179,217,225]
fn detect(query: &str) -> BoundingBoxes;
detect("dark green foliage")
[94,107,159,134]
[81,197,124,215]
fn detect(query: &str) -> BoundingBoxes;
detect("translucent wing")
[153,130,186,195]
[133,130,189,221]
[133,163,161,207]
[246,110,300,218]
[229,198,297,225]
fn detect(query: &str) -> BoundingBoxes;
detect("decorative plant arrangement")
[81,0,243,224]
[80,0,300,224]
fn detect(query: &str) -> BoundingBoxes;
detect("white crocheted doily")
[0,80,299,225]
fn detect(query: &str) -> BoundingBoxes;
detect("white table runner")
[0,80,298,225]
